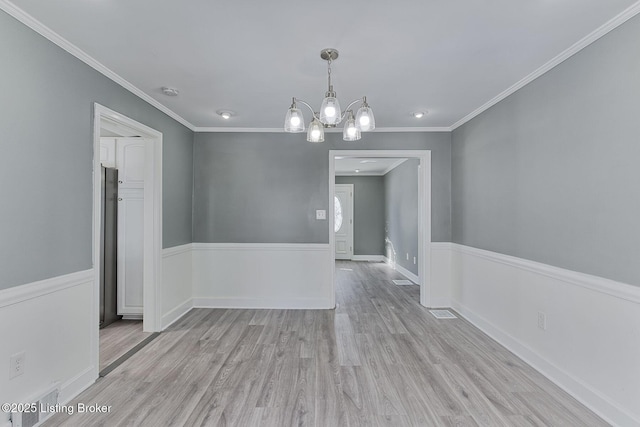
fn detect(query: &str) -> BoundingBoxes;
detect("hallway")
[45,261,605,426]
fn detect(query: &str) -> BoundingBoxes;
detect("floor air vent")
[11,383,60,427]
[430,309,458,319]
[392,279,414,285]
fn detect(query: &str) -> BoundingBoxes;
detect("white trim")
[430,242,453,251]
[450,243,640,304]
[93,103,164,335]
[0,0,194,131]
[192,242,329,252]
[451,1,640,130]
[451,300,639,427]
[192,126,452,133]
[92,103,163,388]
[161,298,194,330]
[0,269,93,308]
[351,255,385,262]
[383,256,420,284]
[58,366,96,406]
[330,150,431,308]
[162,242,193,258]
[193,297,333,310]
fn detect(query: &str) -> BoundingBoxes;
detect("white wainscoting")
[0,270,96,427]
[161,244,194,330]
[429,242,452,308]
[450,243,640,427]
[192,243,333,309]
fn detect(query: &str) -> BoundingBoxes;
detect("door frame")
[334,183,354,260]
[329,150,432,307]
[91,103,163,377]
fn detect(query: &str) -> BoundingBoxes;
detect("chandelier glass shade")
[284,48,375,142]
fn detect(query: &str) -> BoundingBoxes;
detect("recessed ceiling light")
[161,87,179,96]
[412,111,427,119]
[355,169,360,173]
[217,110,234,120]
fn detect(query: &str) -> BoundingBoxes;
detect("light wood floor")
[46,261,607,426]
[100,320,152,371]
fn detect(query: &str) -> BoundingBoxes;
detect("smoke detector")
[161,87,179,96]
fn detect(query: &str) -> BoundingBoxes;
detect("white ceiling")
[335,158,408,176]
[4,0,639,130]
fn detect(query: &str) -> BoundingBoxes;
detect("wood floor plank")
[43,261,608,427]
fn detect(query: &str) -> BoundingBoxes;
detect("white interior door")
[334,184,353,260]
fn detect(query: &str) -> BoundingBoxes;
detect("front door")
[334,184,353,260]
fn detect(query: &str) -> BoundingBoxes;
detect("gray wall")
[335,176,385,256]
[193,132,451,243]
[0,11,194,290]
[452,13,640,287]
[384,159,419,275]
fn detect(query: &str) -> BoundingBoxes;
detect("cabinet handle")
[118,180,123,184]
[118,198,123,201]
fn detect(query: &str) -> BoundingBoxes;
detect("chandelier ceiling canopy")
[284,48,375,143]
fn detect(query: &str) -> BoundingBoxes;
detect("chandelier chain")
[327,57,332,90]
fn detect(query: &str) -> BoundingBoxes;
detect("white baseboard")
[384,257,420,284]
[161,298,193,330]
[450,243,640,426]
[193,297,333,310]
[58,366,96,405]
[351,255,385,262]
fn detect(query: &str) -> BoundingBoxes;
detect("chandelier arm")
[294,99,319,120]
[340,98,366,121]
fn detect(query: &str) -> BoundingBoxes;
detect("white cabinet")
[116,138,146,189]
[117,188,144,316]
[100,137,146,317]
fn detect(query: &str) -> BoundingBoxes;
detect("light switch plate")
[316,210,326,220]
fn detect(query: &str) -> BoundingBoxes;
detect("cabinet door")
[99,138,117,168]
[117,188,144,316]
[116,138,145,188]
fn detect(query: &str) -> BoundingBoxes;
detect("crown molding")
[193,126,452,133]
[4,0,640,134]
[0,0,196,131]
[450,0,640,130]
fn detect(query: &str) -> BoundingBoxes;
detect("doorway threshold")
[99,332,160,377]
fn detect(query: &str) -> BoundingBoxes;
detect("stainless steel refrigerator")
[100,166,121,328]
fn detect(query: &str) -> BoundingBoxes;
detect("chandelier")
[284,48,375,143]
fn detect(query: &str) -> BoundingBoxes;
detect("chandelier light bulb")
[290,116,301,127]
[325,106,336,118]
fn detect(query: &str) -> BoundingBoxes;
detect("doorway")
[91,104,163,378]
[329,150,432,308]
[334,184,354,260]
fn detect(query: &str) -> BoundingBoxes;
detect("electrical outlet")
[413,257,416,265]
[10,351,26,379]
[537,312,547,331]
[406,253,409,260]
